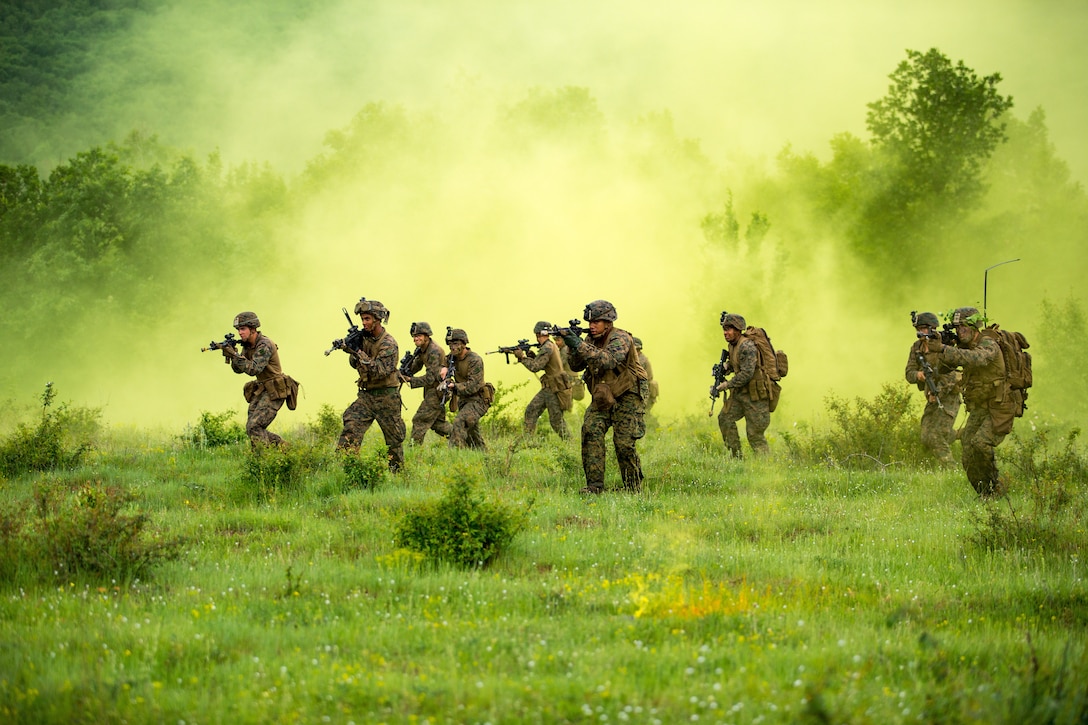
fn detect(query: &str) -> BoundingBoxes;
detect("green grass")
[0,411,1085,724]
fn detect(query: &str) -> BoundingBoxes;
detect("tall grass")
[0,391,1085,723]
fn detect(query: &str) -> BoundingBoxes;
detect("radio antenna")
[983,259,1020,321]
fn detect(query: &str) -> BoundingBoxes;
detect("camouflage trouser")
[246,390,285,447]
[961,404,1007,496]
[920,394,961,465]
[717,390,770,458]
[337,387,406,472]
[525,389,570,439]
[410,390,452,445]
[449,395,489,450]
[581,390,645,490]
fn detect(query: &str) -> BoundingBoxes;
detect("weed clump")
[0,478,185,585]
[394,467,526,568]
[304,403,343,444]
[782,382,925,468]
[0,384,99,478]
[182,409,246,448]
[235,443,326,503]
[340,445,388,490]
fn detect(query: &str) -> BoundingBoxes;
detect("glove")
[514,349,526,361]
[562,332,581,349]
[220,345,237,359]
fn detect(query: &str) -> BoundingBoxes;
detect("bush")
[235,443,326,503]
[304,403,343,443]
[340,445,388,490]
[782,382,925,469]
[394,467,527,568]
[482,380,529,437]
[0,478,186,585]
[182,409,246,448]
[0,383,99,478]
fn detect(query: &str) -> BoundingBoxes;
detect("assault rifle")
[914,351,945,411]
[398,349,421,378]
[708,349,729,416]
[438,350,457,405]
[201,332,238,353]
[917,325,958,346]
[324,307,366,356]
[486,339,538,364]
[540,319,589,337]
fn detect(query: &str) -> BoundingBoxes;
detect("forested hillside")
[1,1,1086,428]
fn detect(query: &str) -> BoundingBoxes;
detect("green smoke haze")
[1,0,1086,430]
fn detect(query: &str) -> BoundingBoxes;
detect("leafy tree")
[866,48,1013,208]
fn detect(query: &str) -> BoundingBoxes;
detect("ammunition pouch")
[243,380,261,404]
[591,382,616,411]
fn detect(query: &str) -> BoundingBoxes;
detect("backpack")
[980,324,1032,412]
[743,327,788,381]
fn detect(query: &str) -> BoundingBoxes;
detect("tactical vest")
[584,328,647,399]
[538,340,571,392]
[246,334,283,384]
[357,328,400,389]
[960,336,1007,406]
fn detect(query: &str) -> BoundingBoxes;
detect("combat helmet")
[950,306,983,329]
[355,297,390,322]
[720,312,746,331]
[533,321,552,335]
[445,327,469,344]
[912,311,940,329]
[410,321,433,337]
[583,300,617,322]
[233,311,260,329]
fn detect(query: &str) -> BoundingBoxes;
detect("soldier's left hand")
[716,381,728,393]
[220,346,236,359]
[514,349,526,361]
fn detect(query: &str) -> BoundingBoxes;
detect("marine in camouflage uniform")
[444,328,491,450]
[400,321,453,445]
[904,311,962,465]
[563,300,648,493]
[513,321,572,440]
[633,337,659,412]
[336,298,406,472]
[221,311,292,447]
[932,306,1018,497]
[715,313,770,458]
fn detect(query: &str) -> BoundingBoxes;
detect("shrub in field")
[968,426,1087,556]
[340,445,388,490]
[304,403,342,443]
[394,466,527,568]
[482,380,528,437]
[0,478,186,584]
[236,443,326,502]
[0,383,99,478]
[782,382,925,468]
[181,409,246,448]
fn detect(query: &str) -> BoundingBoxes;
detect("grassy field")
[0,399,1086,724]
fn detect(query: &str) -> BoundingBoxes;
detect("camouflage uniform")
[717,325,770,458]
[447,346,490,450]
[520,337,571,439]
[337,323,406,472]
[568,308,647,492]
[229,330,289,447]
[634,337,658,411]
[936,309,1016,496]
[904,326,962,465]
[405,337,453,445]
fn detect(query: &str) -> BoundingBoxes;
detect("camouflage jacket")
[724,337,758,392]
[231,333,283,384]
[520,339,570,392]
[349,325,400,390]
[407,338,447,392]
[939,336,1004,407]
[904,338,960,396]
[451,349,486,398]
[570,326,646,399]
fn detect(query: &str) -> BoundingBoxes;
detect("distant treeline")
[1,42,1087,423]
